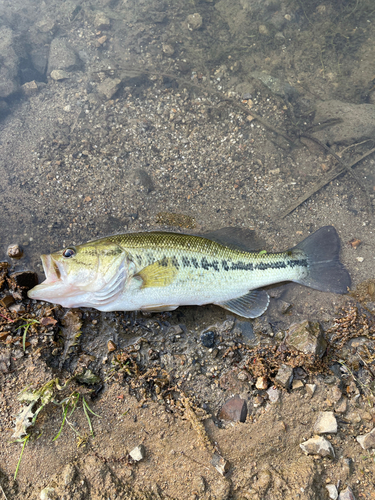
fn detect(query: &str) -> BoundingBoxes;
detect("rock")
[305,383,316,397]
[286,320,327,358]
[326,484,338,500]
[234,319,255,343]
[219,395,247,423]
[30,46,49,75]
[7,244,23,258]
[0,27,20,98]
[162,44,175,56]
[211,452,230,475]
[107,340,117,352]
[258,24,269,35]
[338,486,356,500]
[200,330,215,348]
[22,81,38,95]
[0,295,14,308]
[314,99,375,146]
[255,376,268,390]
[186,13,202,30]
[266,386,280,403]
[277,300,292,314]
[275,364,293,389]
[314,412,337,434]
[129,444,145,462]
[40,487,58,500]
[94,12,111,30]
[300,435,335,458]
[356,427,375,450]
[292,379,304,390]
[347,411,361,424]
[97,77,122,99]
[50,69,70,81]
[47,38,80,74]
[0,350,11,373]
[8,303,26,314]
[252,316,273,337]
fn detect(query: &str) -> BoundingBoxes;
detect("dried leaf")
[40,317,57,326]
[12,402,36,439]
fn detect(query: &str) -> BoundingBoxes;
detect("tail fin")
[293,226,351,294]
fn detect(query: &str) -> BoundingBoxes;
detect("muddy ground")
[1,0,375,499]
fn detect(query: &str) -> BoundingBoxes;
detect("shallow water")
[0,0,374,316]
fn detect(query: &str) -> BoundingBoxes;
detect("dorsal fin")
[200,227,265,252]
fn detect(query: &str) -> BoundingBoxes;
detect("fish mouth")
[27,254,67,300]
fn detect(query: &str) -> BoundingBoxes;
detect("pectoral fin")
[136,260,178,289]
[215,290,270,318]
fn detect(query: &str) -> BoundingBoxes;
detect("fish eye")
[63,247,76,258]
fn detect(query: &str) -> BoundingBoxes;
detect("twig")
[0,483,8,500]
[277,144,375,219]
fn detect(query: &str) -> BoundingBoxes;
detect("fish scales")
[28,227,351,318]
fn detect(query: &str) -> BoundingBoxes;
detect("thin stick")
[0,483,8,500]
[277,146,375,219]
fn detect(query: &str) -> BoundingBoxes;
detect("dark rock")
[0,294,15,308]
[234,319,255,343]
[253,316,273,337]
[275,364,293,389]
[219,394,247,422]
[286,320,327,358]
[200,330,215,348]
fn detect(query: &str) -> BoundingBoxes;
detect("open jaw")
[27,254,77,301]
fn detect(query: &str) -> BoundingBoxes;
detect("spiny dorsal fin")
[136,260,178,289]
[215,289,270,318]
[200,227,266,252]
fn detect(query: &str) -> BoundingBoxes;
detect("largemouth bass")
[28,226,350,318]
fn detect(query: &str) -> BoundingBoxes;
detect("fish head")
[28,240,128,308]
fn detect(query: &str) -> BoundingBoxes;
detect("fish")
[27,226,351,319]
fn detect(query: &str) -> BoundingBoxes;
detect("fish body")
[28,226,351,318]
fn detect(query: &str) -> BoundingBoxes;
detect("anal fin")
[215,290,270,318]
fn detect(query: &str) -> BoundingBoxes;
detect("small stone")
[97,35,107,45]
[338,486,356,500]
[253,316,273,336]
[286,320,327,358]
[277,300,291,314]
[8,303,26,314]
[211,452,230,475]
[300,435,335,458]
[129,444,145,462]
[94,12,111,30]
[0,295,15,308]
[255,376,268,390]
[107,340,117,352]
[7,244,23,258]
[186,13,202,31]
[97,78,122,100]
[266,386,280,403]
[356,427,375,450]
[253,395,264,407]
[329,385,343,402]
[219,395,247,423]
[22,81,38,95]
[258,24,269,35]
[275,364,293,389]
[292,379,304,390]
[305,384,316,397]
[356,257,364,262]
[326,484,338,500]
[200,330,215,348]
[237,370,248,381]
[40,487,58,500]
[50,69,70,81]
[346,411,361,424]
[314,412,337,434]
[162,44,175,56]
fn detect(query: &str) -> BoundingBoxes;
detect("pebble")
[107,340,117,352]
[326,484,338,500]
[292,379,304,390]
[335,397,348,414]
[356,426,375,450]
[162,44,175,56]
[22,81,38,95]
[255,376,268,390]
[314,412,337,434]
[200,330,215,348]
[7,244,23,258]
[94,12,111,30]
[338,486,356,500]
[286,320,327,358]
[275,364,293,389]
[40,487,58,500]
[305,383,316,397]
[211,452,230,475]
[300,435,335,458]
[266,386,280,403]
[50,70,70,81]
[219,395,247,423]
[96,78,122,100]
[129,444,145,462]
[186,13,202,31]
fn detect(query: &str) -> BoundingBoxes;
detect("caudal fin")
[293,226,351,294]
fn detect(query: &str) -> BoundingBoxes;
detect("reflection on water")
[0,0,374,299]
